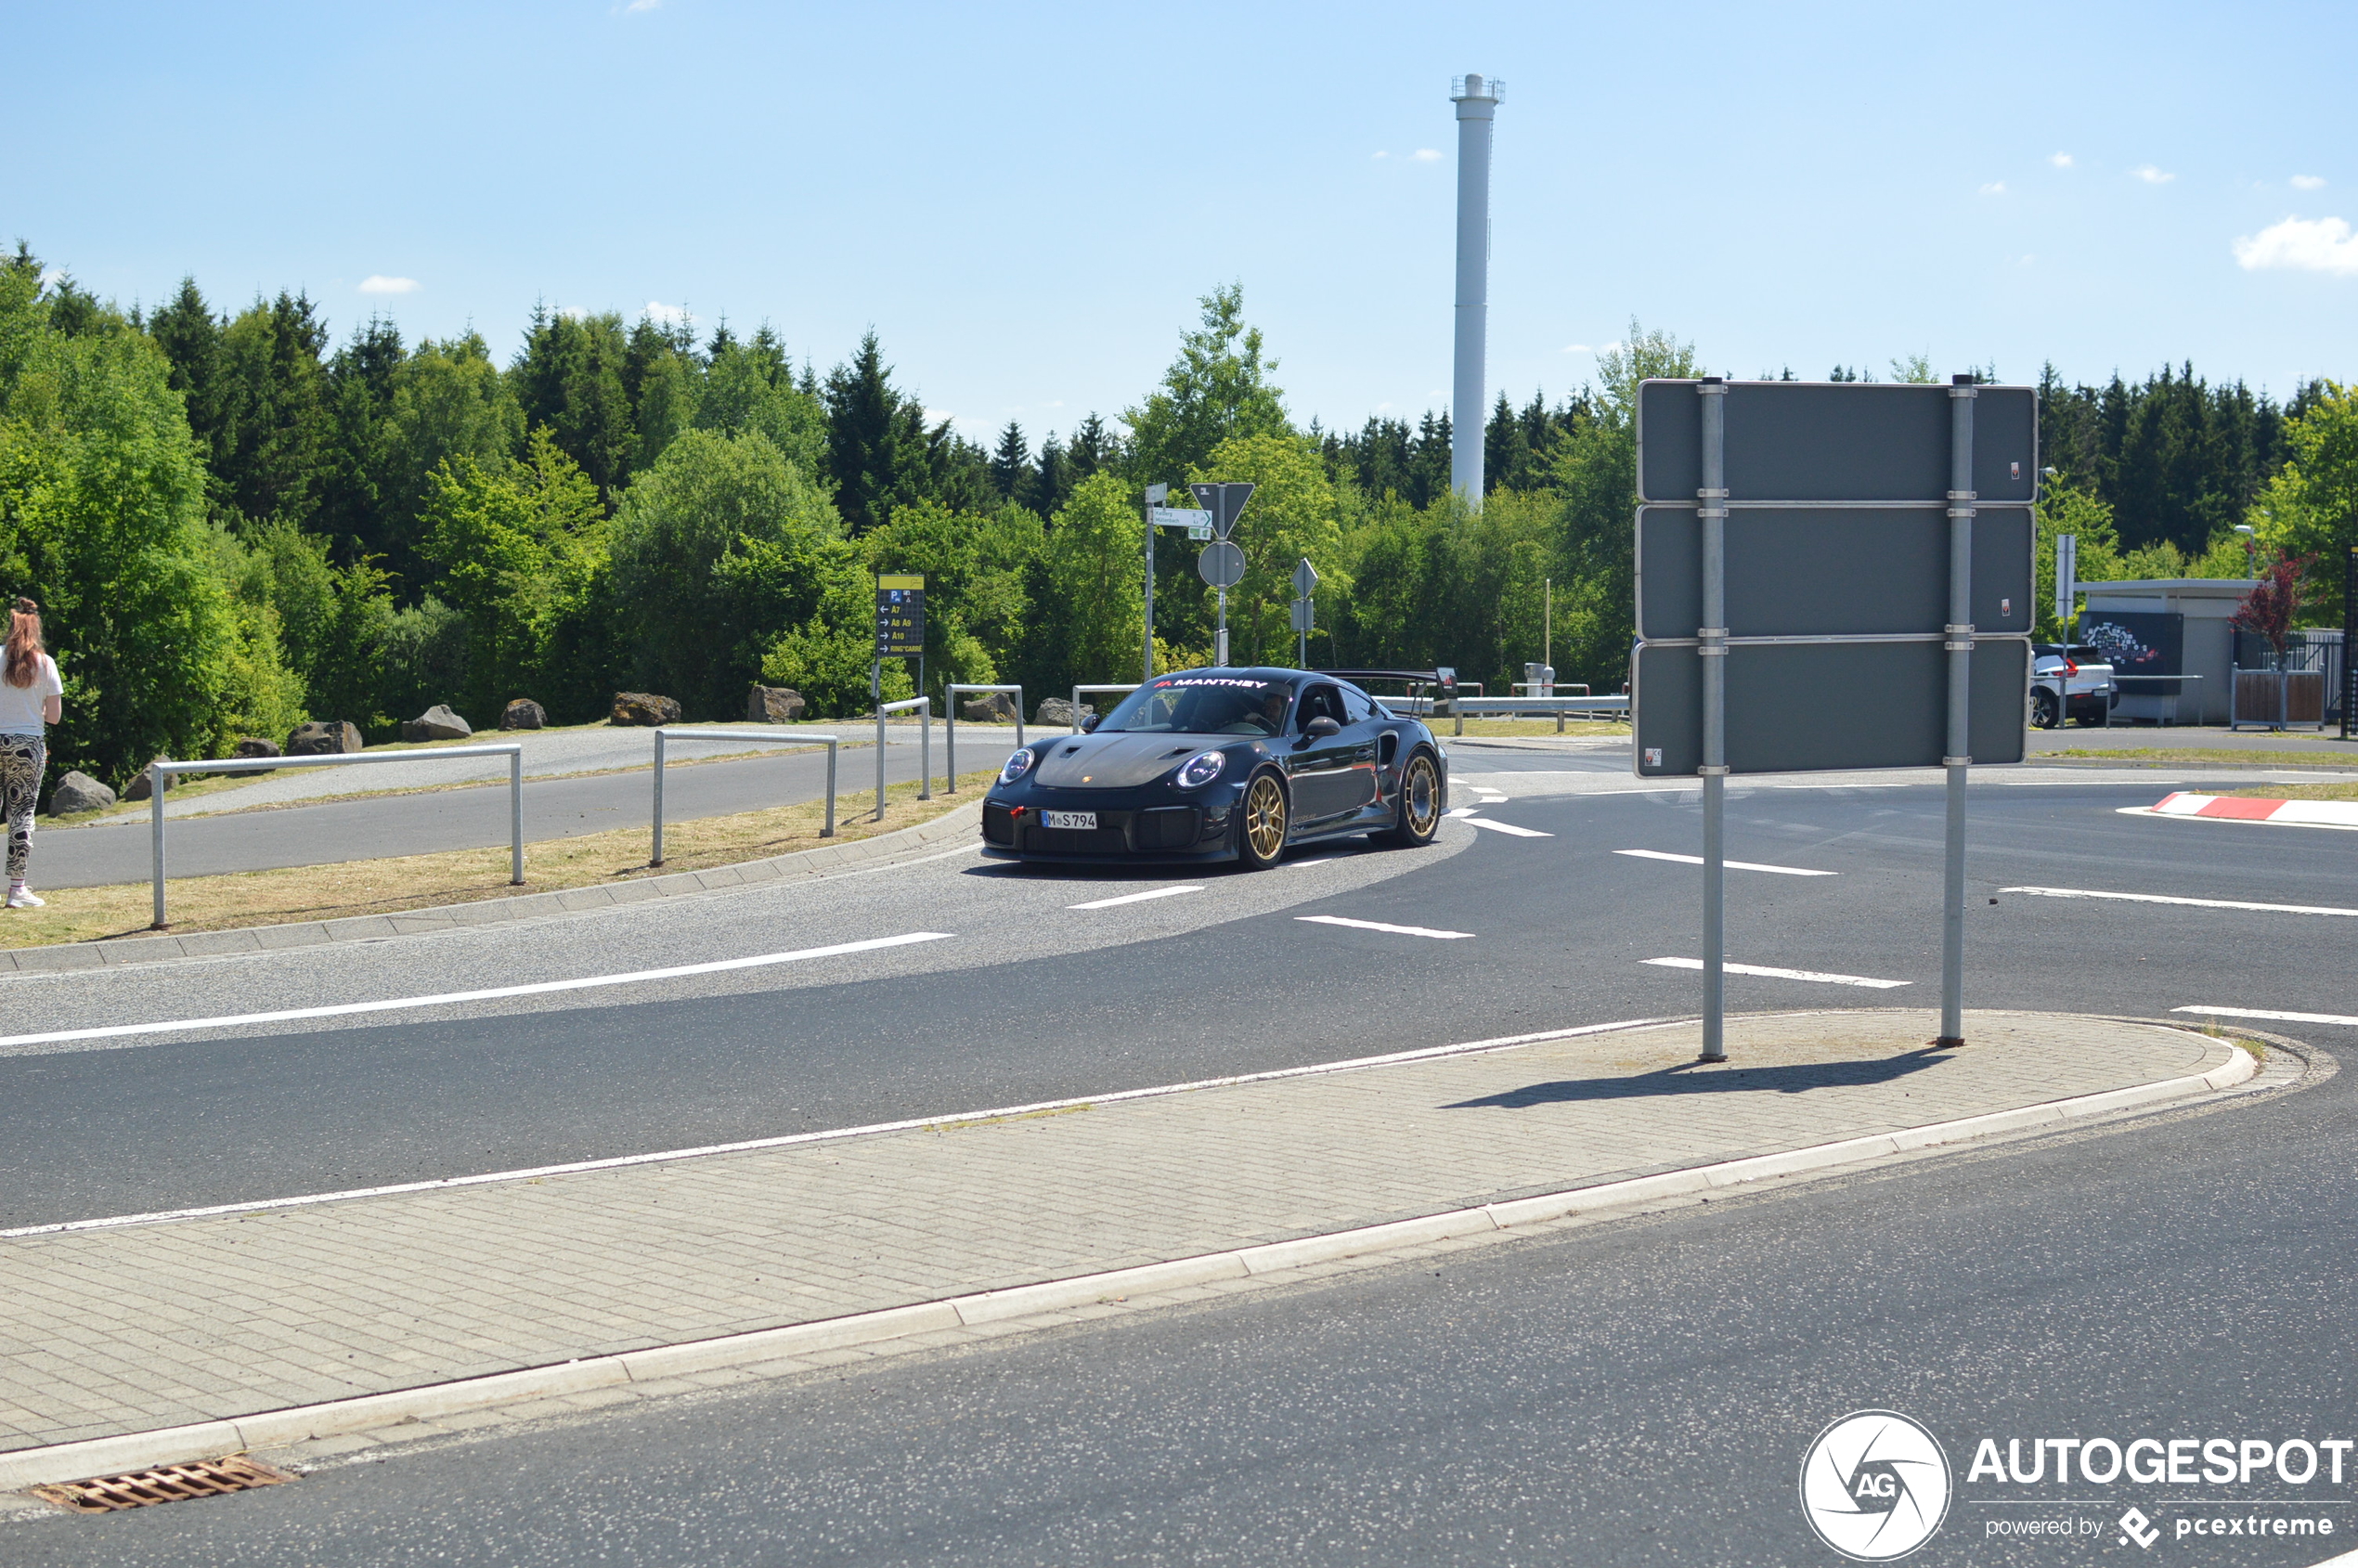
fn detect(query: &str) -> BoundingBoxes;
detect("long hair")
[5,598,44,691]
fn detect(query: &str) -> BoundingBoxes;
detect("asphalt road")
[33,738,958,888]
[16,1048,2342,1567]
[6,740,2353,1563]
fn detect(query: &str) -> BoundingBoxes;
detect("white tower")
[1449,72,1501,504]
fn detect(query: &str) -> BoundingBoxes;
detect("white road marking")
[2171,1005,2358,1028]
[1643,957,1911,989]
[1297,914,1475,940]
[1445,806,1482,818]
[1,1015,1675,1239]
[1614,849,1837,877]
[1066,886,1203,910]
[1465,816,1552,837]
[2004,886,2358,918]
[0,933,957,1051]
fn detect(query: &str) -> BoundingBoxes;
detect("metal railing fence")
[651,728,839,865]
[943,685,1023,792]
[875,697,930,818]
[146,744,525,930]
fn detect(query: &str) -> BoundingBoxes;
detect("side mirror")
[1303,716,1342,739]
[1081,713,1101,733]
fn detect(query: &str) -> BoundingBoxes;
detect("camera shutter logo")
[1798,1409,1952,1561]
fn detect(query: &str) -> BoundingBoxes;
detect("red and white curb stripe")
[2120,792,2358,831]
[0,1033,2257,1494]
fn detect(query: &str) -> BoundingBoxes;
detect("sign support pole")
[1144,484,1165,683]
[1939,380,1978,1049]
[1217,589,1228,667]
[2342,541,2355,741]
[1696,379,1730,1064]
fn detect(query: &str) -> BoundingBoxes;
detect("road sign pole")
[1697,379,1730,1064]
[1217,589,1228,666]
[2343,542,2355,741]
[1144,484,1166,683]
[1940,380,1978,1049]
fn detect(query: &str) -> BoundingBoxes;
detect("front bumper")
[980,787,1239,862]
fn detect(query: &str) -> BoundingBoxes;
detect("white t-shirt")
[0,653,61,736]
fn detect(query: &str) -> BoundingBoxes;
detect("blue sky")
[7,2,2352,444]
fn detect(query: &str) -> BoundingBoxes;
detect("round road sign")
[1198,540,1246,589]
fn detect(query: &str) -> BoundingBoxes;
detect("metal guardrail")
[1071,684,1140,733]
[651,728,839,865]
[944,684,1023,792]
[1383,692,1628,734]
[147,743,525,930]
[875,697,931,818]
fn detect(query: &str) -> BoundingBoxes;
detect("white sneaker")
[6,888,42,909]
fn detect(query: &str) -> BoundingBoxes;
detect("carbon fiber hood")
[1034,732,1208,789]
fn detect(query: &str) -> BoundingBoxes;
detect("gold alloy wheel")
[1403,754,1441,837]
[1244,774,1289,862]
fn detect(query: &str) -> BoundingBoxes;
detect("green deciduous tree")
[2249,382,2357,622]
[1123,285,1291,487]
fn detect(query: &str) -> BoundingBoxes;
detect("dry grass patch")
[3,771,997,950]
[2219,780,2358,802]
[2038,746,2358,770]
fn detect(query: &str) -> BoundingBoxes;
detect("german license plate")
[1043,810,1097,830]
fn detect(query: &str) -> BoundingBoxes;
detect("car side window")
[1299,685,1347,730]
[1339,685,1377,725]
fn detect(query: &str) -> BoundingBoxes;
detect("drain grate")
[32,1455,295,1513]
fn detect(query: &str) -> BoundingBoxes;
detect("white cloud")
[1979,181,2006,196]
[2292,174,2326,190]
[357,275,420,294]
[37,266,64,287]
[2131,164,2174,185]
[923,408,956,426]
[2233,214,2358,275]
[1561,343,1591,354]
[2049,152,2073,168]
[642,300,692,326]
[560,305,590,320]
[1372,150,1389,160]
[1411,148,1444,163]
[622,0,661,10]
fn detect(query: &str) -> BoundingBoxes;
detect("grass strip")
[2217,781,2358,802]
[1440,719,1630,739]
[4,771,997,950]
[2034,746,2358,770]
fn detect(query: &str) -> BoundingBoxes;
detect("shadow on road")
[1446,1047,1950,1109]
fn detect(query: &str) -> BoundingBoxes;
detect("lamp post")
[2235,524,2257,580]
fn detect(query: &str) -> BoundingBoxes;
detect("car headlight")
[999,747,1035,785]
[1176,749,1226,788]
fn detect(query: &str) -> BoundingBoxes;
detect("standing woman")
[1,597,64,909]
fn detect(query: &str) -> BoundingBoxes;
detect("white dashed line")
[0,933,958,1051]
[1465,817,1552,837]
[2171,1005,2358,1028]
[2004,887,2358,918]
[1297,915,1475,940]
[1067,886,1204,910]
[1643,957,1911,989]
[1445,806,1481,819]
[1615,849,1837,877]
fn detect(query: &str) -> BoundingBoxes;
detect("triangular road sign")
[1188,482,1256,540]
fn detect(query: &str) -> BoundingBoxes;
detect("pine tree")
[991,421,1033,501]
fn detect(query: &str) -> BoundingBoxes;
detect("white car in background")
[2029,643,2118,728]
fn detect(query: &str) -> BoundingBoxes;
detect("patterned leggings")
[1,735,43,882]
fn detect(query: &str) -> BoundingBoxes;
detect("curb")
[0,801,986,976]
[0,1039,2257,1492]
[2121,792,2358,832]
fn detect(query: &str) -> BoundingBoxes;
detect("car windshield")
[1097,676,1293,736]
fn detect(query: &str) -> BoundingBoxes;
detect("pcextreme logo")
[1800,1409,1954,1561]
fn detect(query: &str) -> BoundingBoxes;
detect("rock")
[499,698,547,731]
[401,704,473,743]
[1033,697,1096,729]
[287,720,363,757]
[746,684,806,723]
[233,736,281,758]
[609,692,680,727]
[961,692,1018,724]
[47,771,115,814]
[123,758,172,800]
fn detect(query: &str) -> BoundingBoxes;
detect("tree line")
[3,238,2351,793]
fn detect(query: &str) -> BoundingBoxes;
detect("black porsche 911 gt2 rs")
[980,667,1449,869]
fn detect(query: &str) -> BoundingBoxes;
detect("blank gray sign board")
[1634,641,2029,775]
[1637,506,2034,641]
[1637,382,2038,504]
